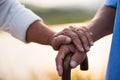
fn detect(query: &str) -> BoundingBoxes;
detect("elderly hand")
[56,44,87,76]
[54,26,93,52]
[53,25,93,76]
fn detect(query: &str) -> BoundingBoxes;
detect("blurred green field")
[25,4,96,25]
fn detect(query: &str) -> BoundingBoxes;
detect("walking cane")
[62,53,88,80]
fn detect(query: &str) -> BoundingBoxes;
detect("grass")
[0,69,104,80]
[46,68,105,80]
[29,70,41,80]
[24,4,96,25]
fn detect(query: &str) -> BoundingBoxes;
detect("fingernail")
[58,70,62,76]
[86,47,90,51]
[81,48,84,52]
[58,65,63,76]
[90,41,93,46]
[66,37,71,42]
[70,61,77,68]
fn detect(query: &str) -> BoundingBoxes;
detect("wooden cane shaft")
[62,53,88,80]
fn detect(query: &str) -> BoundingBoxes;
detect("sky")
[19,0,105,9]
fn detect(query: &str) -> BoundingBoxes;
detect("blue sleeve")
[104,0,117,8]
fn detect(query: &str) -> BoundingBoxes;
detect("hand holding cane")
[62,53,88,80]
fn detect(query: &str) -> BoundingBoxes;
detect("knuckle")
[53,46,58,50]
[86,32,90,37]
[52,42,59,50]
[72,35,78,39]
[52,37,58,43]
[70,33,76,37]
[82,27,88,31]
[81,36,87,41]
[63,28,70,32]
[69,26,76,29]
[77,30,84,36]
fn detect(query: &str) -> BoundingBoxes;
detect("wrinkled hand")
[56,44,87,76]
[51,26,93,76]
[55,26,93,52]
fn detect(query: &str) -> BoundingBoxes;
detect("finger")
[78,28,90,51]
[52,35,71,50]
[82,27,93,46]
[63,28,84,52]
[70,26,90,51]
[70,50,86,68]
[54,30,64,36]
[55,45,70,76]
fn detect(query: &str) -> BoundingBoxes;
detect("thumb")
[52,35,71,50]
[70,50,86,68]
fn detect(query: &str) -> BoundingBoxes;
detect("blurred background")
[0,0,112,80]
[19,0,105,25]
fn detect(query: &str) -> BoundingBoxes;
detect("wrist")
[87,23,103,42]
[47,32,56,46]
[26,20,56,45]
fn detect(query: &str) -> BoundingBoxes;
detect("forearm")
[87,6,116,42]
[26,20,56,45]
